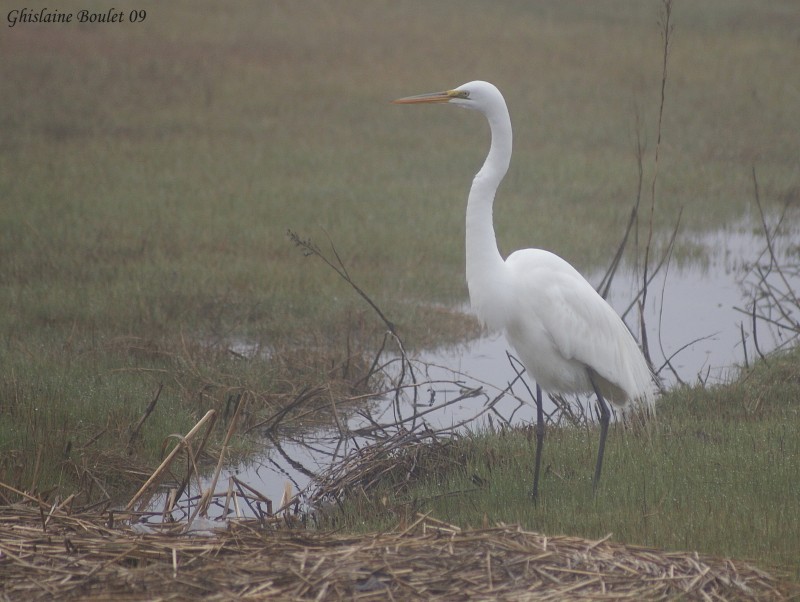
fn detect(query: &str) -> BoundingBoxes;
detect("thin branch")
[599,108,645,300]
[287,229,397,335]
[640,0,674,368]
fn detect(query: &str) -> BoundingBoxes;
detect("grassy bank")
[2,1,799,506]
[321,348,800,579]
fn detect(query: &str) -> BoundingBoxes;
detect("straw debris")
[1,503,795,601]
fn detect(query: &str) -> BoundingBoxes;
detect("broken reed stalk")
[193,394,247,520]
[0,480,46,509]
[125,409,217,513]
[158,403,222,520]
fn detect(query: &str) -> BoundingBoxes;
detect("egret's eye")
[452,90,470,99]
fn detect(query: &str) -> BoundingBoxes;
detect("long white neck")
[465,100,513,331]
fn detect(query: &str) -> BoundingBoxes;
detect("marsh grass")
[0,331,381,503]
[320,348,800,578]
[1,1,799,507]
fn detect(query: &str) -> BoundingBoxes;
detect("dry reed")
[1,500,796,601]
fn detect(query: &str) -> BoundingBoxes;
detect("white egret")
[394,81,655,498]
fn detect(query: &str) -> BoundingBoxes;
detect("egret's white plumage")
[394,81,655,496]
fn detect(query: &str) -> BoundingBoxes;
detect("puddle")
[142,216,799,523]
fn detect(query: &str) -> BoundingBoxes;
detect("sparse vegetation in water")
[315,347,800,580]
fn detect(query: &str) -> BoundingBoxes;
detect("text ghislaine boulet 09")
[7,7,148,28]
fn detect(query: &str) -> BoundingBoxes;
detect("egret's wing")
[506,250,653,406]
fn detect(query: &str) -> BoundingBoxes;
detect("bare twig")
[599,1,677,389]
[639,0,674,370]
[598,109,645,301]
[735,168,800,360]
[288,227,420,423]
[127,383,163,450]
[288,229,397,335]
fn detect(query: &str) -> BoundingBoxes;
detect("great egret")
[394,81,655,497]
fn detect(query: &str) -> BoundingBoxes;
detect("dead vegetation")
[1,502,795,601]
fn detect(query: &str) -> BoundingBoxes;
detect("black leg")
[532,384,545,501]
[589,372,610,492]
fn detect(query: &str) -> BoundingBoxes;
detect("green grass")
[1,0,799,519]
[324,349,800,579]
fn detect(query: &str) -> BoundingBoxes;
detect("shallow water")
[148,217,799,522]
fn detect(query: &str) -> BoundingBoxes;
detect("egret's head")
[393,80,501,113]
